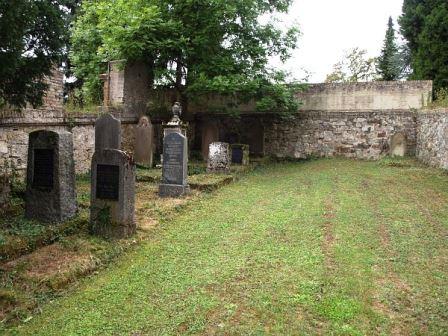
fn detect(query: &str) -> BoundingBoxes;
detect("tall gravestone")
[25,130,77,222]
[134,116,154,168]
[207,142,231,173]
[95,113,121,152]
[90,149,136,238]
[159,102,190,197]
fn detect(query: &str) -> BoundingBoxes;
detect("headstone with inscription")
[90,149,136,238]
[25,130,77,222]
[95,113,121,152]
[159,131,190,197]
[231,144,250,165]
[134,116,154,168]
[390,132,407,157]
[207,142,231,173]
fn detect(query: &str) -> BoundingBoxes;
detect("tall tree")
[377,17,401,81]
[325,48,377,83]
[70,0,301,115]
[0,0,66,108]
[399,0,448,90]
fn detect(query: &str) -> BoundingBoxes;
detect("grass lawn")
[6,158,448,335]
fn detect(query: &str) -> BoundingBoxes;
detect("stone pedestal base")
[159,184,190,197]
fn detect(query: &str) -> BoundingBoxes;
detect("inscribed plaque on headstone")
[25,130,77,223]
[95,113,121,152]
[32,149,54,190]
[162,132,187,185]
[96,164,119,200]
[134,116,154,168]
[159,129,190,197]
[90,149,135,239]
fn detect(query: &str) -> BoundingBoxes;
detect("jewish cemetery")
[0,0,447,334]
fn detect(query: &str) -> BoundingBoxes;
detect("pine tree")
[399,0,448,90]
[377,17,401,81]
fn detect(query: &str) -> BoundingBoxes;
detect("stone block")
[90,149,136,239]
[207,142,231,173]
[25,130,77,223]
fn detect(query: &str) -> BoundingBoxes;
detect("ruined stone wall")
[416,110,448,170]
[264,110,417,160]
[297,81,433,111]
[0,116,135,176]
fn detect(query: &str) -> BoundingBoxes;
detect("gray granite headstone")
[231,144,250,165]
[207,142,231,173]
[90,149,136,239]
[390,132,407,157]
[159,131,190,197]
[95,113,121,152]
[25,130,77,223]
[134,116,154,168]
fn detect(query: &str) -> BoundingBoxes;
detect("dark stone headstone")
[231,144,250,165]
[95,113,121,152]
[25,130,77,223]
[134,116,154,168]
[159,131,190,197]
[90,149,136,239]
[207,142,231,173]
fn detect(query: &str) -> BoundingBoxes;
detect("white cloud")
[270,0,404,82]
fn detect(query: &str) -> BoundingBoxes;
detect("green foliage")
[399,0,448,90]
[377,17,402,81]
[0,0,66,108]
[70,0,301,114]
[326,48,378,83]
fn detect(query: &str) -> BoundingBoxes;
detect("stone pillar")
[207,142,231,173]
[90,149,136,239]
[25,130,77,223]
[108,60,151,118]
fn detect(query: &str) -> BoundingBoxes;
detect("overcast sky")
[270,0,404,83]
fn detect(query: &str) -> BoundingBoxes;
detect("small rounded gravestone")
[390,132,407,157]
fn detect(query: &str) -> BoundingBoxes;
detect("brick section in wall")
[264,110,417,160]
[416,110,448,170]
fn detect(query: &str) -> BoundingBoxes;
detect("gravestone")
[207,142,231,173]
[159,131,190,197]
[134,116,154,168]
[231,144,250,165]
[95,113,121,152]
[90,149,135,238]
[25,130,77,222]
[390,133,407,157]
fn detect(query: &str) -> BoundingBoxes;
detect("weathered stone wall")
[264,110,417,160]
[0,121,135,176]
[297,81,433,111]
[416,110,448,169]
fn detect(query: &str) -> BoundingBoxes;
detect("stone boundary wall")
[297,81,433,111]
[0,109,138,176]
[416,110,448,169]
[264,110,417,160]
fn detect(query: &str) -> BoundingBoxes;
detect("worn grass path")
[8,159,448,335]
